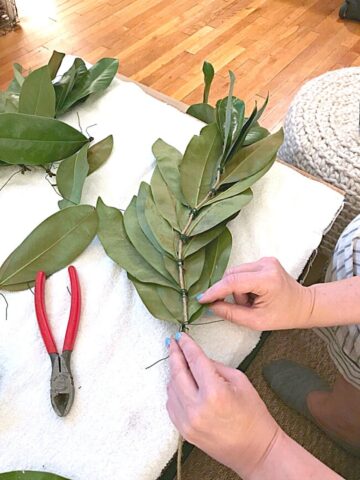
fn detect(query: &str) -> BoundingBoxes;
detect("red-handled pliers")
[35,266,81,417]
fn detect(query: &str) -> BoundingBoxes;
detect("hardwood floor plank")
[1,0,359,130]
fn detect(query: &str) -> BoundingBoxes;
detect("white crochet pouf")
[278,67,360,254]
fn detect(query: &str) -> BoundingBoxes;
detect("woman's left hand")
[166,333,280,479]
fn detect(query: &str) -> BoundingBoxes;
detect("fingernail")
[196,293,204,302]
[165,337,171,349]
[206,308,215,316]
[175,332,182,342]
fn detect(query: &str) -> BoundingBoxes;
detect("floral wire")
[76,112,83,134]
[191,319,224,326]
[0,168,22,193]
[27,283,35,295]
[45,174,62,198]
[86,123,97,138]
[145,355,169,370]
[0,293,8,321]
[67,286,71,296]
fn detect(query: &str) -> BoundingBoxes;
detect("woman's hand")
[166,333,280,479]
[198,256,315,330]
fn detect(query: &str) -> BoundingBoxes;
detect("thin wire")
[45,174,62,197]
[76,112,83,134]
[0,168,22,193]
[27,283,35,295]
[86,123,97,137]
[0,293,8,320]
[145,355,169,370]
[191,319,225,326]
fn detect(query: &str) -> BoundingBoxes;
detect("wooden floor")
[1,0,360,129]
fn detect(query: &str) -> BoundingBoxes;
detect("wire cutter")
[35,266,81,417]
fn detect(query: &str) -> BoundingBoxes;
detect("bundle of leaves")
[96,65,283,331]
[0,51,116,208]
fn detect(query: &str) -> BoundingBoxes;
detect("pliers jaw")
[50,351,74,417]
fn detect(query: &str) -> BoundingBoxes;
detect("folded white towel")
[0,69,344,480]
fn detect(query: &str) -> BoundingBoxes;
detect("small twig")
[145,355,169,370]
[0,293,8,320]
[177,436,183,480]
[0,168,22,193]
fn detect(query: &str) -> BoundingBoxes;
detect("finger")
[169,338,197,398]
[233,292,250,305]
[166,384,183,429]
[199,272,264,304]
[224,261,262,277]
[213,360,244,383]
[176,333,218,390]
[209,300,262,329]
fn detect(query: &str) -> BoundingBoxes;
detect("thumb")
[209,300,262,329]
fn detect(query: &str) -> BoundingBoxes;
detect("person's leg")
[264,215,360,454]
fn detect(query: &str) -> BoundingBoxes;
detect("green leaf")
[243,125,269,146]
[206,155,275,206]
[220,129,283,185]
[216,95,245,161]
[179,123,222,207]
[157,286,183,323]
[87,135,113,175]
[151,167,187,231]
[136,182,163,253]
[0,113,89,165]
[129,276,177,323]
[19,66,56,117]
[186,103,215,124]
[123,197,176,284]
[189,189,253,235]
[56,58,119,115]
[152,139,186,204]
[0,472,69,480]
[184,247,205,289]
[202,61,215,104]
[190,227,232,296]
[48,50,65,80]
[54,61,78,115]
[7,63,24,94]
[145,189,177,257]
[163,254,179,282]
[183,222,226,257]
[0,205,98,291]
[96,198,175,288]
[57,144,89,209]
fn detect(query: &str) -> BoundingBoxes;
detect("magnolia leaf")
[190,227,232,296]
[152,139,186,204]
[0,113,89,165]
[19,66,56,117]
[157,286,183,323]
[151,167,187,231]
[220,129,283,185]
[216,96,245,159]
[0,472,69,480]
[228,95,269,159]
[0,205,98,291]
[180,123,222,207]
[163,254,179,282]
[184,222,226,257]
[136,182,163,253]
[129,276,177,323]
[202,61,215,104]
[56,58,119,115]
[57,144,89,209]
[96,198,175,288]
[7,63,24,94]
[145,190,177,257]
[87,135,113,175]
[184,247,205,289]
[243,125,269,146]
[124,197,176,283]
[54,61,77,115]
[48,50,65,80]
[186,103,215,124]
[189,189,253,235]
[207,155,275,206]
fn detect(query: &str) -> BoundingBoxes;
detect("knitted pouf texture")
[278,67,360,255]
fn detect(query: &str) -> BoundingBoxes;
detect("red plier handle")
[35,266,81,354]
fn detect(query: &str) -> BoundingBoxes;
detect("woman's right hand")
[198,257,315,331]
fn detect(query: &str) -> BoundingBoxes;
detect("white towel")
[0,70,344,480]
